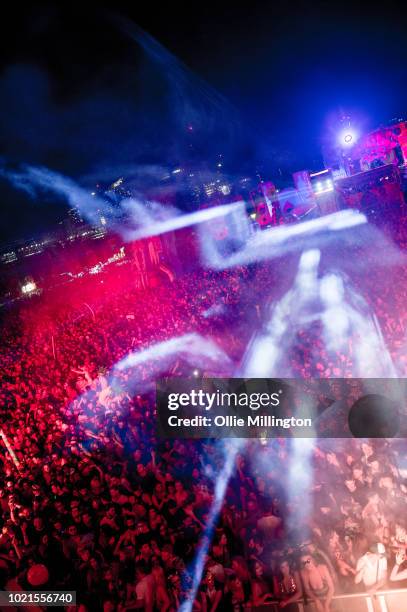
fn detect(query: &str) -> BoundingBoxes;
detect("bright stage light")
[315,181,323,192]
[340,129,357,146]
[220,184,231,195]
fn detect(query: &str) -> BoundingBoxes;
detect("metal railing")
[248,587,407,611]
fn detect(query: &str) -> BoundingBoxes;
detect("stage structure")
[334,164,405,226]
[250,182,281,228]
[351,121,407,172]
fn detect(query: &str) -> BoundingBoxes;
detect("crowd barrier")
[248,587,407,611]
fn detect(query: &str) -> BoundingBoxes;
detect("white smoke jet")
[0,164,103,227]
[287,437,315,537]
[319,274,349,345]
[240,249,321,377]
[320,274,398,377]
[115,332,233,380]
[179,438,244,612]
[239,251,320,541]
[122,200,247,242]
[237,239,401,544]
[182,251,326,611]
[201,208,362,266]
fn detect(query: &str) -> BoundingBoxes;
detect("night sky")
[0,1,406,244]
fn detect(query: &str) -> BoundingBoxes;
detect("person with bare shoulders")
[250,560,273,607]
[390,549,407,582]
[199,570,223,612]
[273,558,302,610]
[300,554,334,612]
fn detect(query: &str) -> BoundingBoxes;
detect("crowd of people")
[0,212,407,611]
